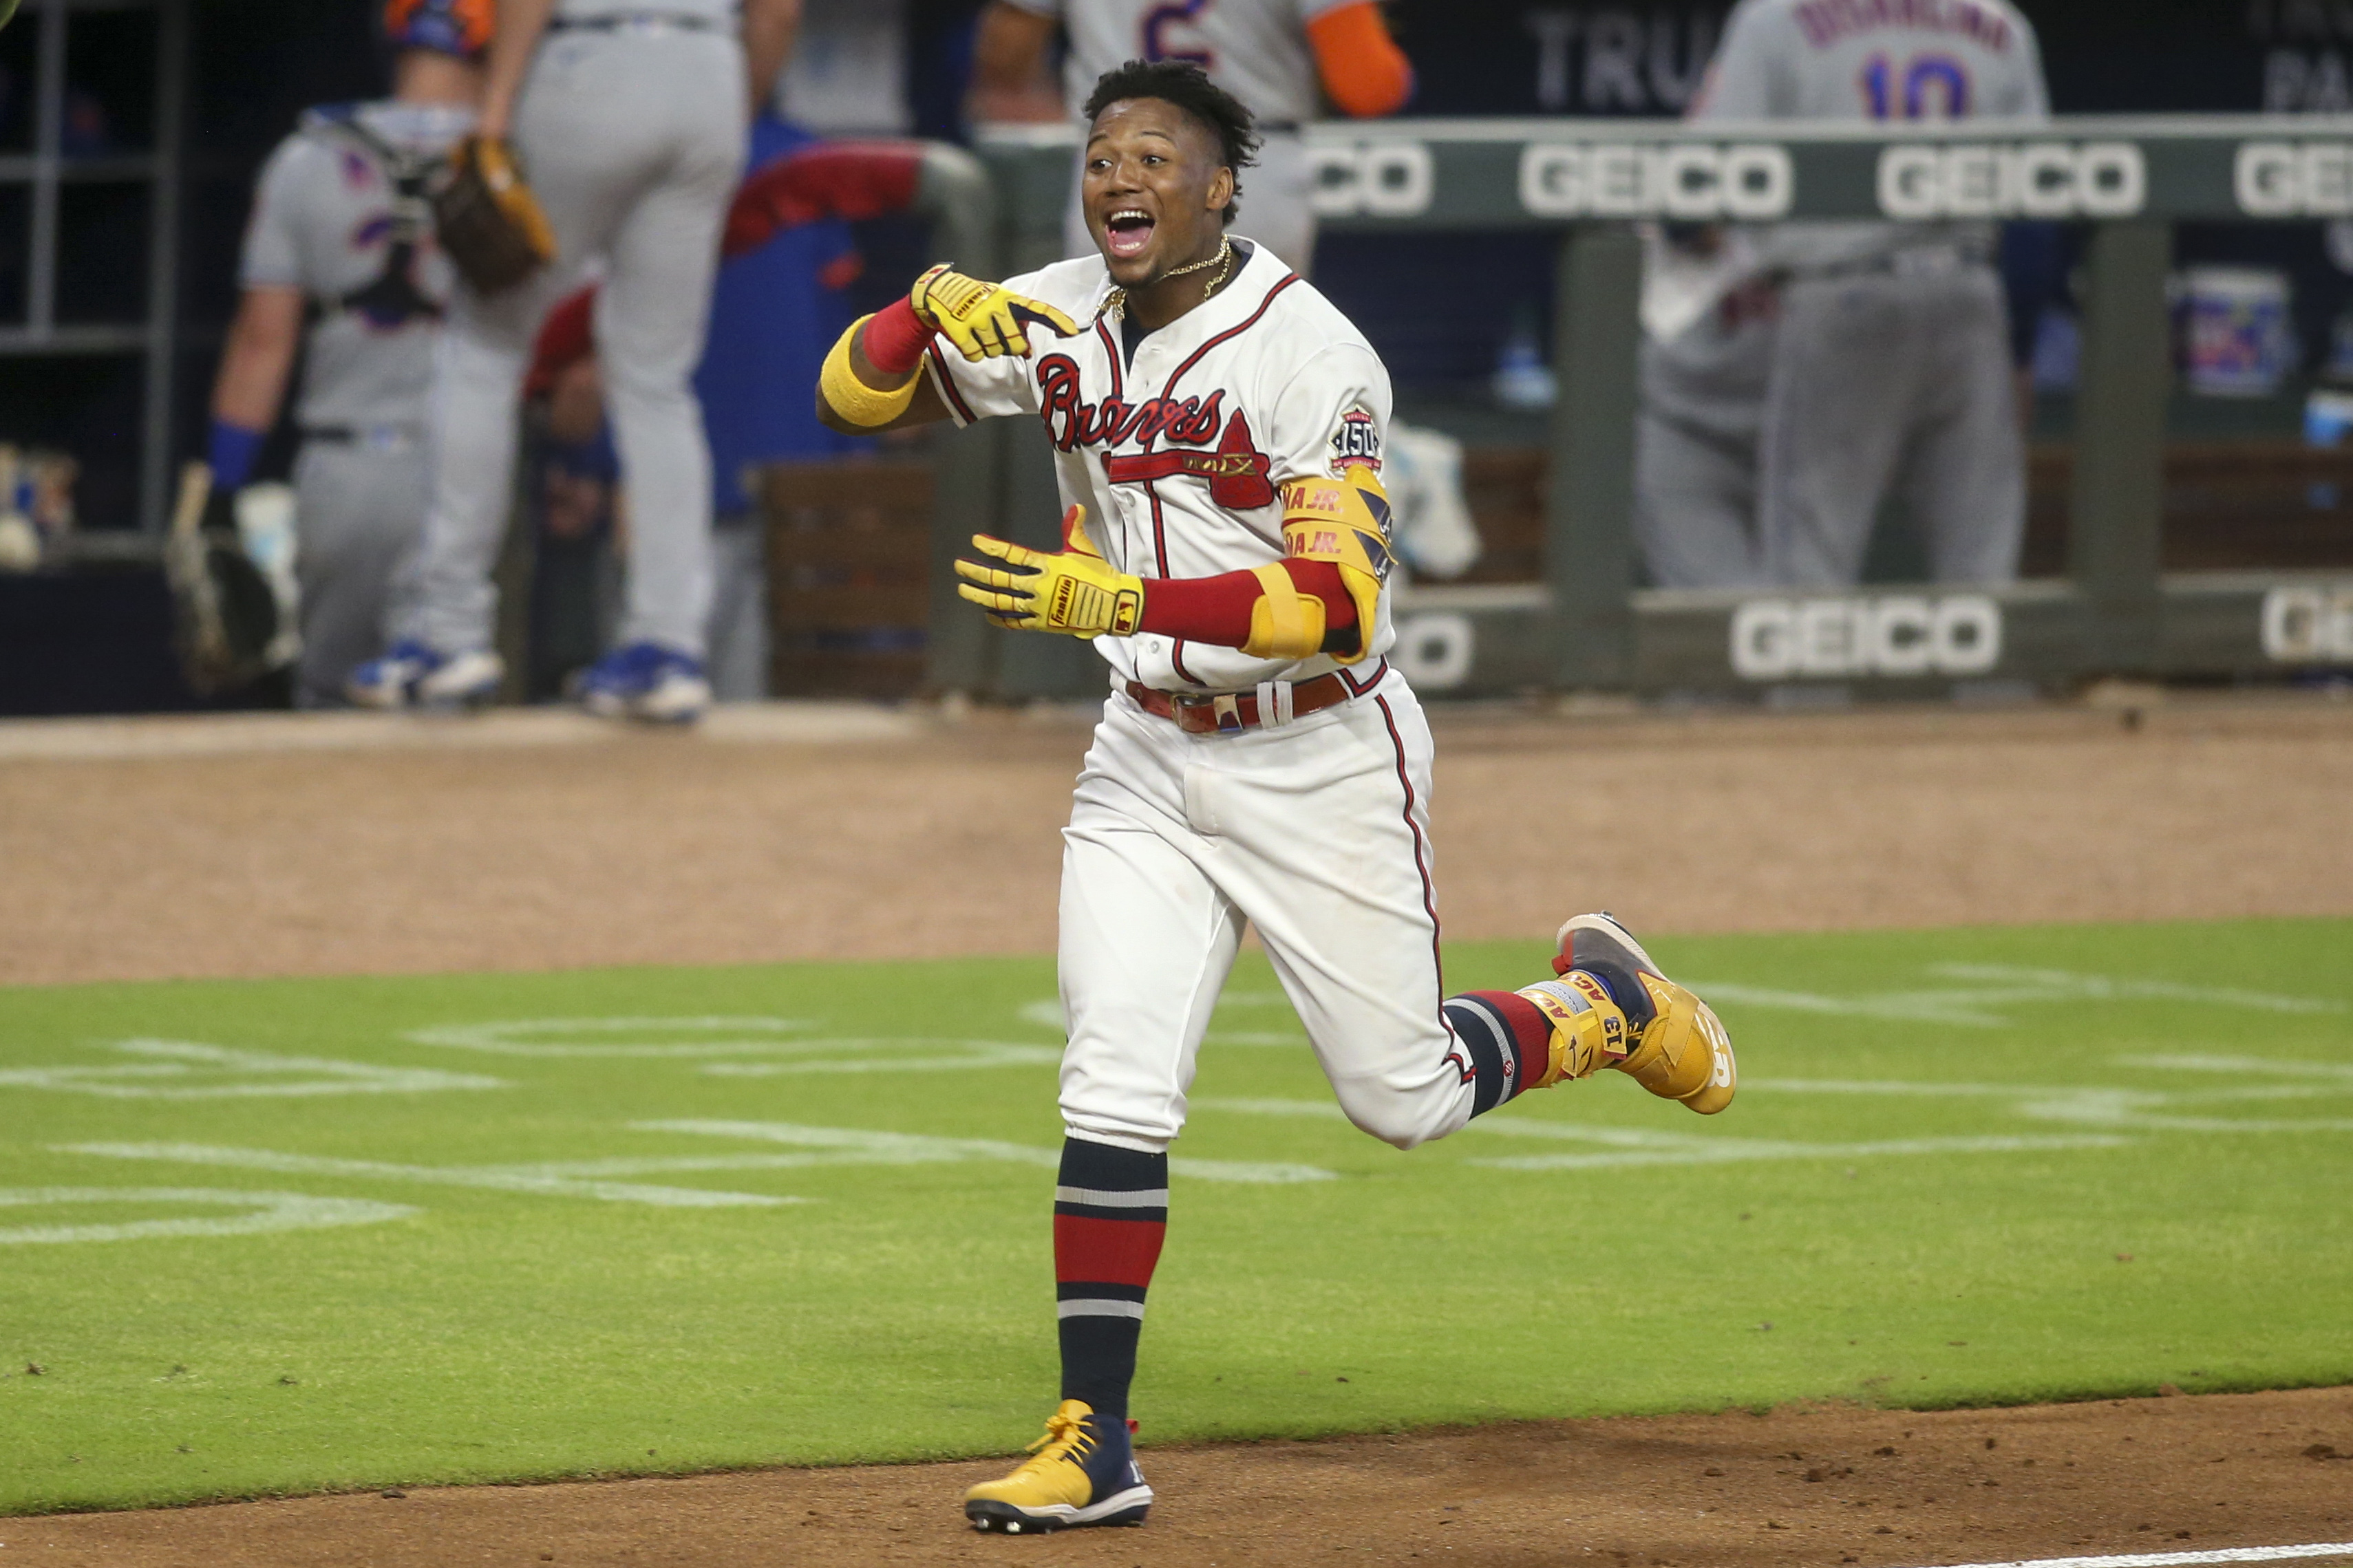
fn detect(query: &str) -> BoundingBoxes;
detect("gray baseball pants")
[408,27,745,659]
[292,438,427,707]
[1633,307,1776,590]
[1758,264,2024,587]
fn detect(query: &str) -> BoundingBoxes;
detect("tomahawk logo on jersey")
[924,240,1398,694]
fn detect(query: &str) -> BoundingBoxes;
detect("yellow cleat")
[1513,968,1632,1088]
[962,1399,1152,1534]
[1524,912,1736,1115]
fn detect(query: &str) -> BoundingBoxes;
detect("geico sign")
[1309,140,1434,217]
[2235,142,2353,217]
[2260,584,2353,662]
[1876,142,2144,219]
[1518,142,1793,220]
[1730,595,2002,680]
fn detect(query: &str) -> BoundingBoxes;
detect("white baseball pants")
[1056,669,1473,1154]
[408,27,745,658]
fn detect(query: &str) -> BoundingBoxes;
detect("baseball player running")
[206,0,483,707]
[968,0,1414,272]
[815,60,1738,1534]
[1691,0,2048,588]
[350,0,800,720]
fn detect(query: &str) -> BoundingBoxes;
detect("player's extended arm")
[206,283,303,491]
[1306,1,1415,119]
[816,264,1080,433]
[815,304,952,435]
[741,0,802,115]
[968,1,1064,124]
[477,0,557,140]
[954,493,1384,662]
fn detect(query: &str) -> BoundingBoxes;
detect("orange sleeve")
[1305,2,1415,120]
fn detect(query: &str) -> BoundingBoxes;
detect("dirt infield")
[8,1388,2351,1566]
[3,692,2350,986]
[6,691,2353,1565]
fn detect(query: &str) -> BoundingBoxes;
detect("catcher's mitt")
[430,136,555,294]
[164,464,284,696]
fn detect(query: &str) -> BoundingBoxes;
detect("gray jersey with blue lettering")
[1003,0,1357,128]
[238,101,473,432]
[1692,0,2048,272]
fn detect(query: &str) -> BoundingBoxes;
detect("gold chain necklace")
[1102,237,1234,323]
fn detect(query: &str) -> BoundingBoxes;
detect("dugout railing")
[920,116,2353,700]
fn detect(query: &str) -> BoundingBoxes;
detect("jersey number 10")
[1859,52,1972,120]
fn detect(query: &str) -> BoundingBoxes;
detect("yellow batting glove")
[911,264,1080,361]
[955,505,1144,638]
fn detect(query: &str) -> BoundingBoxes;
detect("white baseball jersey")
[239,101,471,433]
[1692,0,2048,272]
[940,246,1460,1163]
[1003,0,1359,126]
[926,239,1398,694]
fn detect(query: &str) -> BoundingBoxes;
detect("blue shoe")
[578,641,711,724]
[346,641,503,710]
[962,1399,1151,1534]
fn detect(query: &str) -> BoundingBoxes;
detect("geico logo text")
[2259,584,2353,662]
[2235,142,2353,217]
[1310,141,1435,217]
[1731,595,2003,680]
[1517,142,1793,219]
[1876,142,2144,219]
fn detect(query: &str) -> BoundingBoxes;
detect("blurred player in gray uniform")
[350,0,800,720]
[1641,0,2047,589]
[1633,236,1777,588]
[969,0,1414,272]
[206,0,483,707]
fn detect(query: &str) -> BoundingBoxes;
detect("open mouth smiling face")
[1083,98,1232,289]
[1103,204,1156,262]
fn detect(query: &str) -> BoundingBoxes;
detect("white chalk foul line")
[641,1120,1337,1185]
[0,1187,418,1245]
[1902,1543,2353,1568]
[57,1143,800,1208]
[1192,1098,2129,1170]
[405,1016,819,1058]
[0,1040,503,1099]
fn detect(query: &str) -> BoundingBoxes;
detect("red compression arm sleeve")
[862,296,932,376]
[1137,558,1359,652]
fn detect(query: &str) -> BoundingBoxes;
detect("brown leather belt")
[1125,672,1353,735]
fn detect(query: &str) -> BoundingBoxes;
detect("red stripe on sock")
[1054,1214,1167,1290]
[1461,989,1555,1098]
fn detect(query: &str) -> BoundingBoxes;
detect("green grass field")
[2,918,2349,1516]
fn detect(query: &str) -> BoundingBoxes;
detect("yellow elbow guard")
[1241,562,1328,659]
[820,315,919,429]
[1278,466,1396,664]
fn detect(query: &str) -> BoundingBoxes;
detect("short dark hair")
[1082,59,1259,224]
